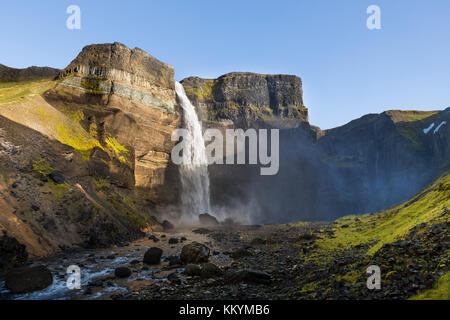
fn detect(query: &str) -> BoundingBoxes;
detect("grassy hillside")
[296,172,449,299]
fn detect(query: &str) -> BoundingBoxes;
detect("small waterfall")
[175,82,211,217]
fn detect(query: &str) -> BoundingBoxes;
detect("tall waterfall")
[175,82,211,217]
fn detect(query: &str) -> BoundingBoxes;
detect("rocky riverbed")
[0,217,448,300]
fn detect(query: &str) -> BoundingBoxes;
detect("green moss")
[32,106,101,161]
[315,173,450,256]
[184,79,214,101]
[44,182,73,199]
[32,158,54,176]
[0,80,57,104]
[386,110,439,123]
[58,105,84,124]
[89,122,98,138]
[91,177,111,191]
[105,135,131,166]
[108,193,147,229]
[80,77,104,94]
[410,272,450,300]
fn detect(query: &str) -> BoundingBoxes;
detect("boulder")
[184,264,201,276]
[0,234,28,274]
[114,267,131,278]
[143,247,163,265]
[5,265,53,293]
[228,269,271,285]
[200,263,223,278]
[180,242,210,264]
[168,238,179,244]
[198,213,219,226]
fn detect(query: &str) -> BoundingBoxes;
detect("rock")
[166,255,181,266]
[148,235,159,242]
[0,234,28,274]
[106,254,115,259]
[180,242,210,264]
[200,263,223,278]
[228,269,271,285]
[181,73,307,129]
[250,238,266,245]
[198,213,219,226]
[192,228,212,235]
[168,238,179,244]
[48,170,65,184]
[5,265,53,293]
[162,220,174,231]
[230,248,252,259]
[31,204,40,211]
[184,264,201,276]
[143,247,163,265]
[114,267,131,278]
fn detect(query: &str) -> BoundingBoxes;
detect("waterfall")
[175,82,211,217]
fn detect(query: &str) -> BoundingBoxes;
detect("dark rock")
[0,235,28,274]
[114,267,131,278]
[166,255,181,266]
[143,247,163,265]
[162,220,174,231]
[231,248,252,259]
[228,269,271,285]
[106,254,115,259]
[200,263,223,278]
[198,213,219,226]
[184,264,201,276]
[180,242,210,264]
[5,265,53,293]
[168,238,179,244]
[31,204,40,211]
[48,170,65,184]
[148,234,159,242]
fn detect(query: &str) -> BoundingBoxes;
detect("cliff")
[53,42,180,202]
[181,72,308,129]
[0,43,181,262]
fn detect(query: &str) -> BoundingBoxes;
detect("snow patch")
[433,121,447,134]
[423,123,435,134]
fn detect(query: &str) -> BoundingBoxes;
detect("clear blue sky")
[1,0,449,129]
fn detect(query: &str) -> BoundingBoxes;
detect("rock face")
[181,72,307,129]
[0,234,28,275]
[52,42,181,203]
[5,265,53,293]
[0,64,59,82]
[205,106,450,222]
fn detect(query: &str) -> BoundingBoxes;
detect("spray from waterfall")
[175,82,211,218]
